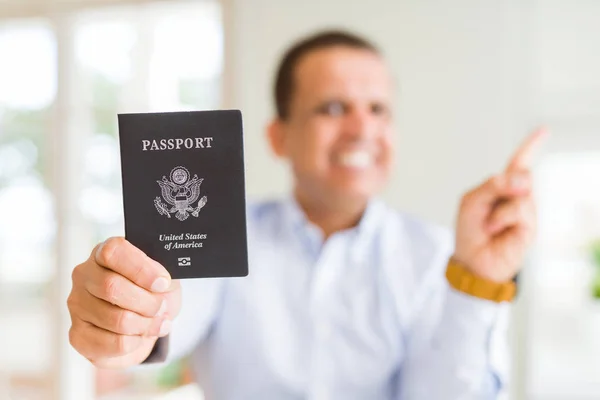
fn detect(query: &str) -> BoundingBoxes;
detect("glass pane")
[529,152,600,398]
[149,2,222,111]
[0,18,56,400]
[75,18,137,243]
[0,20,56,287]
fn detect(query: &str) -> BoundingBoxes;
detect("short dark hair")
[274,30,380,120]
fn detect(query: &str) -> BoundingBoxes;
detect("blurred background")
[0,0,599,399]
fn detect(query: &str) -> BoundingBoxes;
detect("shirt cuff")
[437,287,508,379]
[446,286,504,326]
[141,337,169,364]
[432,287,505,357]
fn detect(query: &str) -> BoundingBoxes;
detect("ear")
[267,119,288,158]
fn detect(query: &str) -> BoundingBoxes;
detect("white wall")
[224,0,532,227]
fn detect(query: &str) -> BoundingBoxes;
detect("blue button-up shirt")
[163,197,508,400]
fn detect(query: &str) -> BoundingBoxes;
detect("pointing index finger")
[506,127,548,172]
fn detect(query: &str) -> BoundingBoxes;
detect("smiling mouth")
[335,150,375,170]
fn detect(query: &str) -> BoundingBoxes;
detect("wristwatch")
[445,258,517,303]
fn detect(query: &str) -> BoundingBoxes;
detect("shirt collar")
[281,194,384,249]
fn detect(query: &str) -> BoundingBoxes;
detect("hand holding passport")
[67,110,248,368]
[118,110,249,279]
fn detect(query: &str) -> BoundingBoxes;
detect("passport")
[118,110,248,279]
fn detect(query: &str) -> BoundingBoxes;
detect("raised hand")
[453,128,548,282]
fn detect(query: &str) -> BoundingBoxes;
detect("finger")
[82,263,164,318]
[487,199,525,234]
[464,171,531,207]
[504,169,532,196]
[82,336,161,370]
[491,215,536,262]
[162,280,182,320]
[488,197,536,234]
[94,237,171,293]
[69,319,145,360]
[506,127,548,172]
[69,289,167,336]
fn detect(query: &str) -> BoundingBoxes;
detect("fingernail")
[95,241,106,261]
[151,277,170,293]
[155,300,167,317]
[159,320,172,337]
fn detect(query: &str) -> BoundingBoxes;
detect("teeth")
[338,151,373,169]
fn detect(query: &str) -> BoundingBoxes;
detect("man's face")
[274,46,394,204]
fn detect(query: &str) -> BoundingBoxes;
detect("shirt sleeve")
[142,277,226,364]
[398,282,509,399]
[388,215,509,400]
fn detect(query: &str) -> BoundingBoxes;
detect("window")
[0,19,56,400]
[514,2,600,397]
[0,20,56,288]
[526,152,600,399]
[0,2,222,399]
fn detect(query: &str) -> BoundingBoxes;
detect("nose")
[342,106,377,141]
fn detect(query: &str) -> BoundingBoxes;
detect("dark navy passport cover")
[118,110,248,279]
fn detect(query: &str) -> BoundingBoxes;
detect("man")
[67,31,545,399]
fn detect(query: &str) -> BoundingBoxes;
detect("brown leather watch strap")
[445,259,516,303]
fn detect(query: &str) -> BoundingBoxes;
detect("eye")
[316,101,347,117]
[370,102,389,117]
